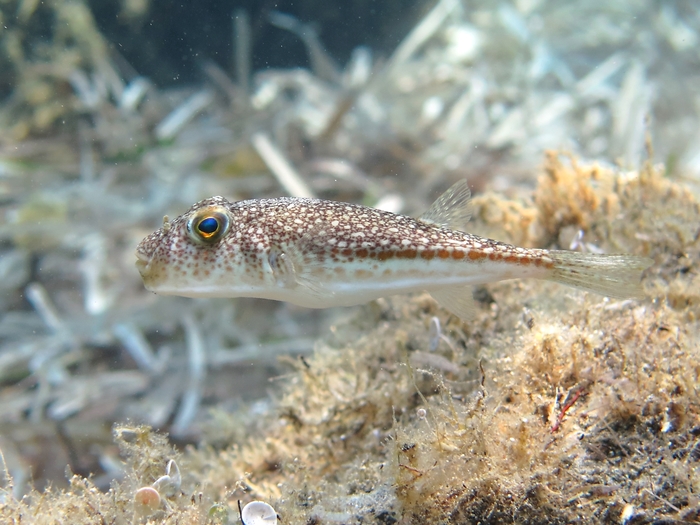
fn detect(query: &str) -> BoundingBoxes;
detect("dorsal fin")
[418,180,472,231]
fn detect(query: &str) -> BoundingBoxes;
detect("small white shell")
[133,486,161,516]
[152,459,181,497]
[241,501,278,525]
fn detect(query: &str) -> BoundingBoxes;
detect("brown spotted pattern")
[136,195,554,294]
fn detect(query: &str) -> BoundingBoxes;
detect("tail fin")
[546,250,652,299]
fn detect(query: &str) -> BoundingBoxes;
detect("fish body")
[135,181,651,319]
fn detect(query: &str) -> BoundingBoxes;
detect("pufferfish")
[135,181,650,319]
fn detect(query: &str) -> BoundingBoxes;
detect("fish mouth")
[135,248,151,275]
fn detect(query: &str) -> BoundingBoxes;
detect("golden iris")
[187,206,230,243]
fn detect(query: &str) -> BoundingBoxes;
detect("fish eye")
[187,206,230,244]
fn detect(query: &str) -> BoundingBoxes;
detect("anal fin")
[430,286,476,320]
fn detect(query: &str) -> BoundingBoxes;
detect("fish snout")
[135,232,162,280]
[135,246,151,275]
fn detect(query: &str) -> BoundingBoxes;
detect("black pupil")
[198,217,219,234]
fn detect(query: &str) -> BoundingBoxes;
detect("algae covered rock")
[5,154,696,524]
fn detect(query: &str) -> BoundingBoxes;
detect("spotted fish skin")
[135,181,651,319]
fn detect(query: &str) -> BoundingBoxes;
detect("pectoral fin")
[269,239,336,301]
